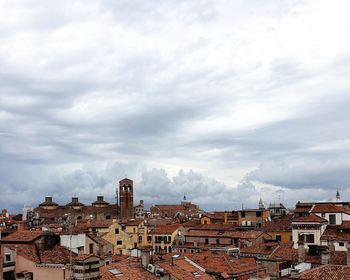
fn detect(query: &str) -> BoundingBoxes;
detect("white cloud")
[1,0,350,211]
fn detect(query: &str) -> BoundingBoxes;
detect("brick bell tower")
[119,178,134,219]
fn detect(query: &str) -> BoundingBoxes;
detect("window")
[321,213,326,217]
[339,242,345,247]
[147,236,152,242]
[117,240,122,245]
[241,212,245,218]
[106,215,111,220]
[256,211,262,217]
[139,236,142,242]
[275,235,281,242]
[89,244,94,254]
[205,238,209,244]
[329,214,336,225]
[115,228,119,234]
[301,234,315,244]
[5,253,11,262]
[216,239,220,245]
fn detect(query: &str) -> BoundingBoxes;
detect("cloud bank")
[1,0,350,211]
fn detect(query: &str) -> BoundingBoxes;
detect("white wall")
[60,233,86,254]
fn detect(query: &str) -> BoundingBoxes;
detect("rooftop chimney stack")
[298,240,305,263]
[321,249,330,265]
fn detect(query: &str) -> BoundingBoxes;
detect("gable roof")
[149,224,181,234]
[290,264,350,280]
[5,244,73,264]
[310,204,350,214]
[1,230,43,243]
[292,214,328,223]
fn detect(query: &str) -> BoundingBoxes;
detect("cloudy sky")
[1,0,350,212]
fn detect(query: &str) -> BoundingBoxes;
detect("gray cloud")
[1,0,350,212]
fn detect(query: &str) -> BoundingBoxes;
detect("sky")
[1,0,350,212]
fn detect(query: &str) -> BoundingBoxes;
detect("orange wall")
[16,255,68,280]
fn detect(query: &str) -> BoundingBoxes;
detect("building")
[263,214,293,243]
[268,203,287,219]
[34,195,118,225]
[292,214,328,249]
[237,208,271,228]
[200,211,238,225]
[1,230,72,280]
[71,254,101,280]
[148,224,185,254]
[60,232,113,256]
[134,200,145,219]
[151,197,200,219]
[119,178,134,220]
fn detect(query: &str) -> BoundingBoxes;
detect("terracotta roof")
[1,230,43,243]
[158,257,214,280]
[101,258,158,280]
[149,224,181,234]
[321,225,350,242]
[5,244,73,264]
[186,230,264,239]
[269,242,347,265]
[86,220,113,228]
[177,253,267,278]
[189,223,237,231]
[39,201,59,207]
[310,204,350,214]
[66,201,85,207]
[120,219,144,226]
[153,205,186,211]
[292,214,328,223]
[240,242,279,255]
[290,264,350,280]
[339,221,350,230]
[263,214,293,232]
[294,203,314,213]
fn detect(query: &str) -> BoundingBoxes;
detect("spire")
[336,189,340,201]
[259,196,265,210]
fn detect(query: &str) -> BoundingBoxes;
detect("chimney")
[329,241,335,253]
[347,242,350,266]
[321,249,330,265]
[141,248,151,268]
[17,221,29,231]
[140,200,144,206]
[298,241,305,263]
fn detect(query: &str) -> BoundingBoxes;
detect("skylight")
[109,268,123,276]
